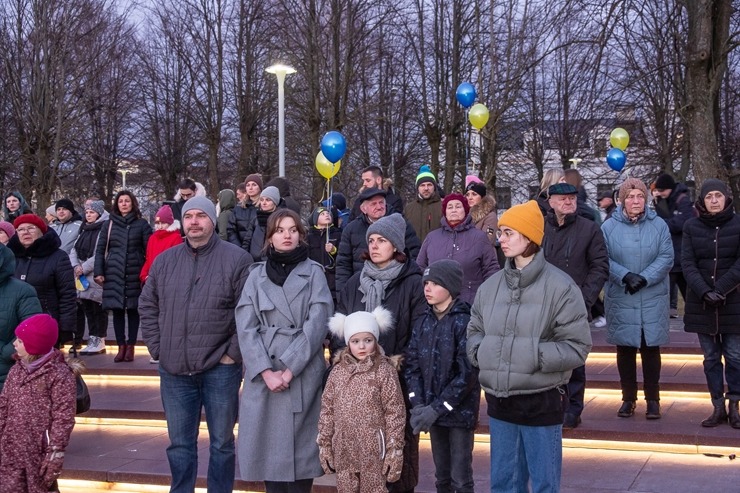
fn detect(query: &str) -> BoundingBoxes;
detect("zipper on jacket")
[183,250,199,373]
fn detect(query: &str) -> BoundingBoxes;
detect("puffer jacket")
[416,216,499,305]
[335,260,426,357]
[654,182,695,272]
[8,230,76,338]
[470,195,498,247]
[227,200,258,249]
[404,192,442,243]
[139,224,183,283]
[336,213,421,292]
[543,212,609,313]
[70,211,110,304]
[0,350,77,493]
[139,232,253,375]
[217,189,236,241]
[682,198,740,335]
[307,226,341,299]
[94,213,152,310]
[318,349,405,474]
[0,245,41,390]
[404,299,480,429]
[50,213,83,255]
[466,252,592,397]
[601,206,673,347]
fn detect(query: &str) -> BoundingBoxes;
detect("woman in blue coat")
[602,178,673,419]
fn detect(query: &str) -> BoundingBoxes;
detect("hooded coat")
[2,191,33,223]
[470,195,498,247]
[217,189,236,241]
[682,198,740,335]
[50,211,83,256]
[8,230,76,339]
[404,191,442,243]
[0,350,77,493]
[0,245,41,390]
[139,222,183,284]
[93,213,152,310]
[235,258,332,482]
[416,216,500,305]
[601,206,673,347]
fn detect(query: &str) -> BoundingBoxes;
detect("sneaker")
[670,308,679,318]
[80,336,106,355]
[150,357,159,364]
[592,316,607,328]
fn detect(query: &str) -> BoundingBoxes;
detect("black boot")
[618,401,636,417]
[646,400,661,419]
[701,401,728,427]
[729,400,740,429]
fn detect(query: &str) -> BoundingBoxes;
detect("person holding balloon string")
[307,206,341,305]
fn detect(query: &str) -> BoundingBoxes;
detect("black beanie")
[55,198,76,214]
[466,181,487,197]
[654,173,676,191]
[423,259,463,299]
[700,179,729,199]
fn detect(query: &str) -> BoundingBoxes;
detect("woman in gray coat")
[236,209,333,493]
[601,178,673,420]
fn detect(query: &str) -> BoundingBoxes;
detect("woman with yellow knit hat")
[466,200,592,493]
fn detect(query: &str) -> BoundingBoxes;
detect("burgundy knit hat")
[13,214,48,234]
[15,314,58,355]
[0,221,15,238]
[154,205,175,225]
[442,193,470,218]
[244,173,263,190]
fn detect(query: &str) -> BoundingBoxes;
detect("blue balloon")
[321,131,347,164]
[606,148,626,172]
[456,82,476,108]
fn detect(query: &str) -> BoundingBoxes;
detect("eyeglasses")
[16,226,38,234]
[495,229,518,240]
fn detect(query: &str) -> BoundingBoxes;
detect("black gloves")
[622,273,648,295]
[703,290,726,307]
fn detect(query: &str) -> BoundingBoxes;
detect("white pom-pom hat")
[328,306,394,344]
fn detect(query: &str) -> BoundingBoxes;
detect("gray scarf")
[359,259,404,311]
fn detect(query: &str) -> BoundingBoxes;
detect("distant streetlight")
[266,63,296,177]
[118,170,130,190]
[569,158,583,170]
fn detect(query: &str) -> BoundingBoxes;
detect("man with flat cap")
[140,196,253,493]
[336,187,421,291]
[542,183,609,429]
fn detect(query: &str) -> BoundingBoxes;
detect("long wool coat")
[235,259,332,482]
[0,350,77,493]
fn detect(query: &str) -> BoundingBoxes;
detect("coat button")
[290,324,295,328]
[270,355,275,359]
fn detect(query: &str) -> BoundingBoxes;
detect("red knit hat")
[15,314,58,355]
[13,214,48,234]
[155,205,175,225]
[442,193,470,219]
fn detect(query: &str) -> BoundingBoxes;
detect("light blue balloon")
[606,148,626,172]
[456,82,476,108]
[321,131,347,164]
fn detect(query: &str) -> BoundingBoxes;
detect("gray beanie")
[366,213,406,253]
[181,196,217,225]
[700,179,729,200]
[423,259,463,299]
[84,200,106,217]
[260,186,281,207]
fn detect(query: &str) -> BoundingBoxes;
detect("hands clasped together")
[261,368,293,392]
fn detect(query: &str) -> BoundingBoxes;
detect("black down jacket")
[7,229,76,338]
[227,201,258,249]
[682,198,740,335]
[94,213,152,310]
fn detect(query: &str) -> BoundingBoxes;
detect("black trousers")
[616,332,661,401]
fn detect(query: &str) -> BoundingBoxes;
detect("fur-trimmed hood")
[470,195,496,224]
[174,182,207,201]
[331,345,403,370]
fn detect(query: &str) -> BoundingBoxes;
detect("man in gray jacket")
[139,196,252,493]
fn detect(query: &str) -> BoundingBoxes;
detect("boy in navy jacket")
[404,259,480,492]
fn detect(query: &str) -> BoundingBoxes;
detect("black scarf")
[257,208,273,229]
[74,220,104,261]
[266,243,309,286]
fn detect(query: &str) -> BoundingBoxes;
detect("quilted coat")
[94,213,152,310]
[601,206,673,347]
[0,245,41,390]
[0,350,76,493]
[682,198,740,335]
[235,259,332,482]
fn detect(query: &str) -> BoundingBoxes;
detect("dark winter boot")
[729,400,740,429]
[114,345,127,363]
[701,400,728,427]
[645,400,661,419]
[618,401,636,418]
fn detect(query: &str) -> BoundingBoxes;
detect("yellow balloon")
[610,128,630,151]
[315,151,341,179]
[468,103,490,130]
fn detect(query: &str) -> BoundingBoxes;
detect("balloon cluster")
[606,128,630,172]
[456,83,489,130]
[315,130,346,179]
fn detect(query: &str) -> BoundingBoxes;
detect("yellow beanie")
[498,200,545,246]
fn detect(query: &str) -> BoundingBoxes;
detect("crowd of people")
[0,164,737,493]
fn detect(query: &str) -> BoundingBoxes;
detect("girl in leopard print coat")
[318,307,406,492]
[0,314,77,493]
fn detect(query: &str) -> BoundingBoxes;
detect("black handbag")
[76,374,91,414]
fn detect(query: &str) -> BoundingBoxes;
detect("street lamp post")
[266,63,296,178]
[118,170,129,190]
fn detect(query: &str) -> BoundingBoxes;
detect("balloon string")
[465,108,470,187]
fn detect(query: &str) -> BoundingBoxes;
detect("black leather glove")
[703,290,726,307]
[623,273,648,295]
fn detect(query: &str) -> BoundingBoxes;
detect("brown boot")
[124,344,135,362]
[114,345,127,363]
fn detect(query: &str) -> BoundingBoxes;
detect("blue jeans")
[698,333,740,400]
[429,425,475,493]
[159,363,242,493]
[489,418,562,493]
